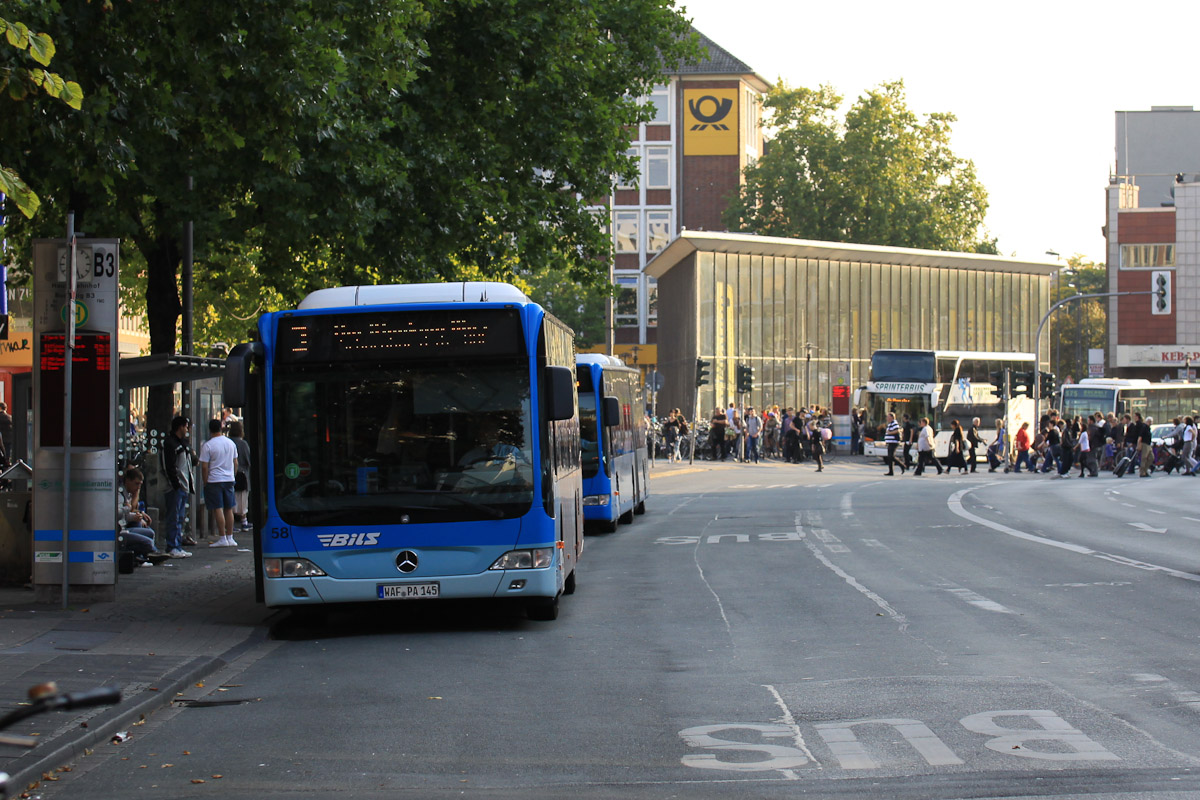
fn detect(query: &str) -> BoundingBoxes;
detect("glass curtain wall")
[694,253,1047,412]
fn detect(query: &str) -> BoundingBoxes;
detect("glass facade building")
[648,232,1058,415]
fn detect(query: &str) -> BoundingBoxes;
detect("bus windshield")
[871,351,936,383]
[272,357,535,525]
[1060,387,1117,420]
[865,393,932,440]
[577,371,600,480]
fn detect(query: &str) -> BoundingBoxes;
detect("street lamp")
[804,342,814,407]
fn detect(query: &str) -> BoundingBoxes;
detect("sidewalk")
[0,537,273,792]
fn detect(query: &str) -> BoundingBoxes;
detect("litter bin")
[0,491,32,586]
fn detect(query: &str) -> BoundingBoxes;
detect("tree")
[0,16,83,217]
[724,80,997,254]
[0,0,699,422]
[519,266,611,349]
[1050,256,1106,384]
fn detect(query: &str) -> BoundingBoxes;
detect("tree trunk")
[142,234,183,435]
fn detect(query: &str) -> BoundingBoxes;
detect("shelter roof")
[645,231,1061,279]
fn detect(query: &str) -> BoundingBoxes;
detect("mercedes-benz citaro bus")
[224,282,582,621]
[576,354,649,532]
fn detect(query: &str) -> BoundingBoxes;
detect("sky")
[680,0,1200,265]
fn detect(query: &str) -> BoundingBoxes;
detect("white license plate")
[377,583,440,600]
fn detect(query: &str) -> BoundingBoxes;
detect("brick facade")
[1116,268,1175,344]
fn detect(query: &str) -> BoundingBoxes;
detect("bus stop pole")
[61,220,78,609]
[1032,290,1152,415]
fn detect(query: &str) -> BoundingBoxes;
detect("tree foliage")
[724,80,997,254]
[0,15,83,217]
[0,0,700,356]
[1050,256,1107,384]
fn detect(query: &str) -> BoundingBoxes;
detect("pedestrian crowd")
[878,407,1200,479]
[995,409,1198,478]
[660,403,839,471]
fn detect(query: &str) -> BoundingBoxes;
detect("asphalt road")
[39,460,1200,799]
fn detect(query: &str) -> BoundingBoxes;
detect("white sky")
[681,0,1200,265]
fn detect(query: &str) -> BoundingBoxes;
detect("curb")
[5,624,271,793]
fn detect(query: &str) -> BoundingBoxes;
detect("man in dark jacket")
[1131,412,1154,477]
[160,416,195,557]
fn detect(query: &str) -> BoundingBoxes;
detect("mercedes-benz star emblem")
[396,551,419,573]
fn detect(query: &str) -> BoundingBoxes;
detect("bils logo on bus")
[316,532,381,548]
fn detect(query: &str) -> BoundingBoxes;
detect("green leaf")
[4,20,29,51]
[60,80,84,110]
[28,31,54,66]
[0,165,41,218]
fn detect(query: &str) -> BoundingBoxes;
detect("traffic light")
[1010,371,1033,397]
[1151,270,1171,315]
[1039,370,1056,397]
[695,358,711,387]
[989,369,1008,400]
[736,364,755,394]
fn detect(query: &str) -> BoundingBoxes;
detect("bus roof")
[1063,378,1200,389]
[576,353,631,369]
[298,282,530,309]
[873,349,1036,360]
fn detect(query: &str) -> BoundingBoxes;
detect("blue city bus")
[224,282,582,620]
[576,354,649,532]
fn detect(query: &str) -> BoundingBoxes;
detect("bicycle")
[0,682,122,797]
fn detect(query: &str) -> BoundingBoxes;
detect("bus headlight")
[582,495,609,506]
[264,558,327,578]
[489,548,554,570]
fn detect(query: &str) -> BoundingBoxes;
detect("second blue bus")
[576,354,649,532]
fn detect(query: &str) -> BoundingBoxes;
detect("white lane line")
[1146,509,1167,515]
[763,683,820,775]
[948,488,1200,584]
[797,513,908,631]
[1187,517,1200,523]
[692,517,734,640]
[944,587,1015,614]
[840,492,854,519]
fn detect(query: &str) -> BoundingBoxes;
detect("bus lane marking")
[680,708,1119,772]
[815,718,964,769]
[947,487,1200,585]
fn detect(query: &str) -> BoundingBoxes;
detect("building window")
[648,85,670,125]
[647,277,658,324]
[645,147,671,189]
[1121,243,1175,269]
[614,211,640,253]
[615,273,639,327]
[616,148,639,190]
[646,210,672,253]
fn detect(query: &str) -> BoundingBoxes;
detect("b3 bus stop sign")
[31,238,120,604]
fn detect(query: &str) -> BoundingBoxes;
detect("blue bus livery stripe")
[34,529,117,542]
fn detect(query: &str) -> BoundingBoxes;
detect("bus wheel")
[619,508,635,524]
[527,595,560,621]
[564,570,577,595]
[634,500,646,515]
[601,517,618,533]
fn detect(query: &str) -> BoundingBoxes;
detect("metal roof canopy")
[645,231,1061,279]
[115,353,226,390]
